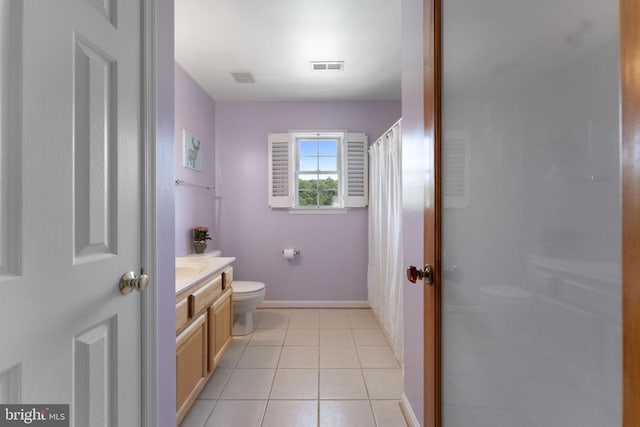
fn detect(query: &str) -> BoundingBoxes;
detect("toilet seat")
[232,281,266,301]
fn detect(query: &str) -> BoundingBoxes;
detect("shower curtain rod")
[371,118,402,150]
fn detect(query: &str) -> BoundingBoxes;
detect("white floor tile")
[248,328,286,346]
[198,368,232,400]
[179,400,216,427]
[289,316,320,329]
[217,345,244,368]
[285,328,320,346]
[352,329,389,346]
[357,346,400,368]
[363,369,403,399]
[371,400,408,427]
[231,333,252,347]
[262,400,319,427]
[319,346,360,369]
[318,309,349,318]
[320,329,355,346]
[236,346,282,368]
[319,316,351,329]
[348,317,381,329]
[319,369,368,399]
[347,309,375,317]
[257,312,290,329]
[319,400,376,427]
[205,400,267,427]
[220,369,276,399]
[278,346,320,368]
[270,369,319,399]
[318,308,349,319]
[182,308,414,426]
[290,309,321,318]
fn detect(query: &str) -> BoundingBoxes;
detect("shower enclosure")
[441,1,621,425]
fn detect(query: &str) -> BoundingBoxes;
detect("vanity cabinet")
[209,287,233,371]
[175,263,234,425]
[176,312,207,418]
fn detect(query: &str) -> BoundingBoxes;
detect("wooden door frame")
[423,0,441,425]
[621,0,640,425]
[424,1,640,426]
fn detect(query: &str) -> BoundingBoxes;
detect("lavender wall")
[215,101,401,302]
[156,0,176,425]
[401,0,426,423]
[174,63,217,255]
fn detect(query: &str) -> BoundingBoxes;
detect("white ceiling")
[175,0,402,102]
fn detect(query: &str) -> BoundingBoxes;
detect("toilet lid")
[232,281,265,294]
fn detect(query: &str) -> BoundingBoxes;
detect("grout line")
[199,399,218,427]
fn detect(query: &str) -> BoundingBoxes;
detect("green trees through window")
[298,176,339,206]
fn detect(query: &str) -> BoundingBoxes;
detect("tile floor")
[180,308,408,427]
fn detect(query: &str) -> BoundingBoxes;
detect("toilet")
[231,280,266,335]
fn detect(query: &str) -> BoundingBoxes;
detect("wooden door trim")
[423,0,441,425]
[621,0,640,425]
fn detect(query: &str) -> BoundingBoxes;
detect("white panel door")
[0,0,143,425]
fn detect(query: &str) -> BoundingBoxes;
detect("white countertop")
[175,255,235,294]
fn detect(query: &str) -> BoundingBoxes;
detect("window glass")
[296,137,340,208]
[318,157,337,170]
[318,140,337,156]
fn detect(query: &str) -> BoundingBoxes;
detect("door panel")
[0,0,142,425]
[440,1,621,426]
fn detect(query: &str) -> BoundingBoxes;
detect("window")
[297,136,340,208]
[268,131,368,210]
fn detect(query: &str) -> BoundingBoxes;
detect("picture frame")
[182,129,202,171]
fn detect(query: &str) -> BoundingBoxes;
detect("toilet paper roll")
[283,248,296,259]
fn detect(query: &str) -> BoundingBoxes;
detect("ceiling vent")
[230,71,256,84]
[310,61,345,71]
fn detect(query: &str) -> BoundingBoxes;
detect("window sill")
[288,208,350,215]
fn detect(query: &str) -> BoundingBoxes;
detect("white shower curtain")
[367,119,403,363]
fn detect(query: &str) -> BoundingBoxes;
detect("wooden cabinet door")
[215,293,232,357]
[210,289,233,368]
[176,311,208,424]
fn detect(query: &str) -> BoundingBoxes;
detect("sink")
[175,255,236,293]
[175,264,207,282]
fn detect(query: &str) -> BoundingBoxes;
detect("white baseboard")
[259,300,369,309]
[400,392,420,427]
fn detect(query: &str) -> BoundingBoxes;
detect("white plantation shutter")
[342,132,368,207]
[268,133,293,207]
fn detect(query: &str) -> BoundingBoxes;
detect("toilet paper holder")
[282,249,301,256]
